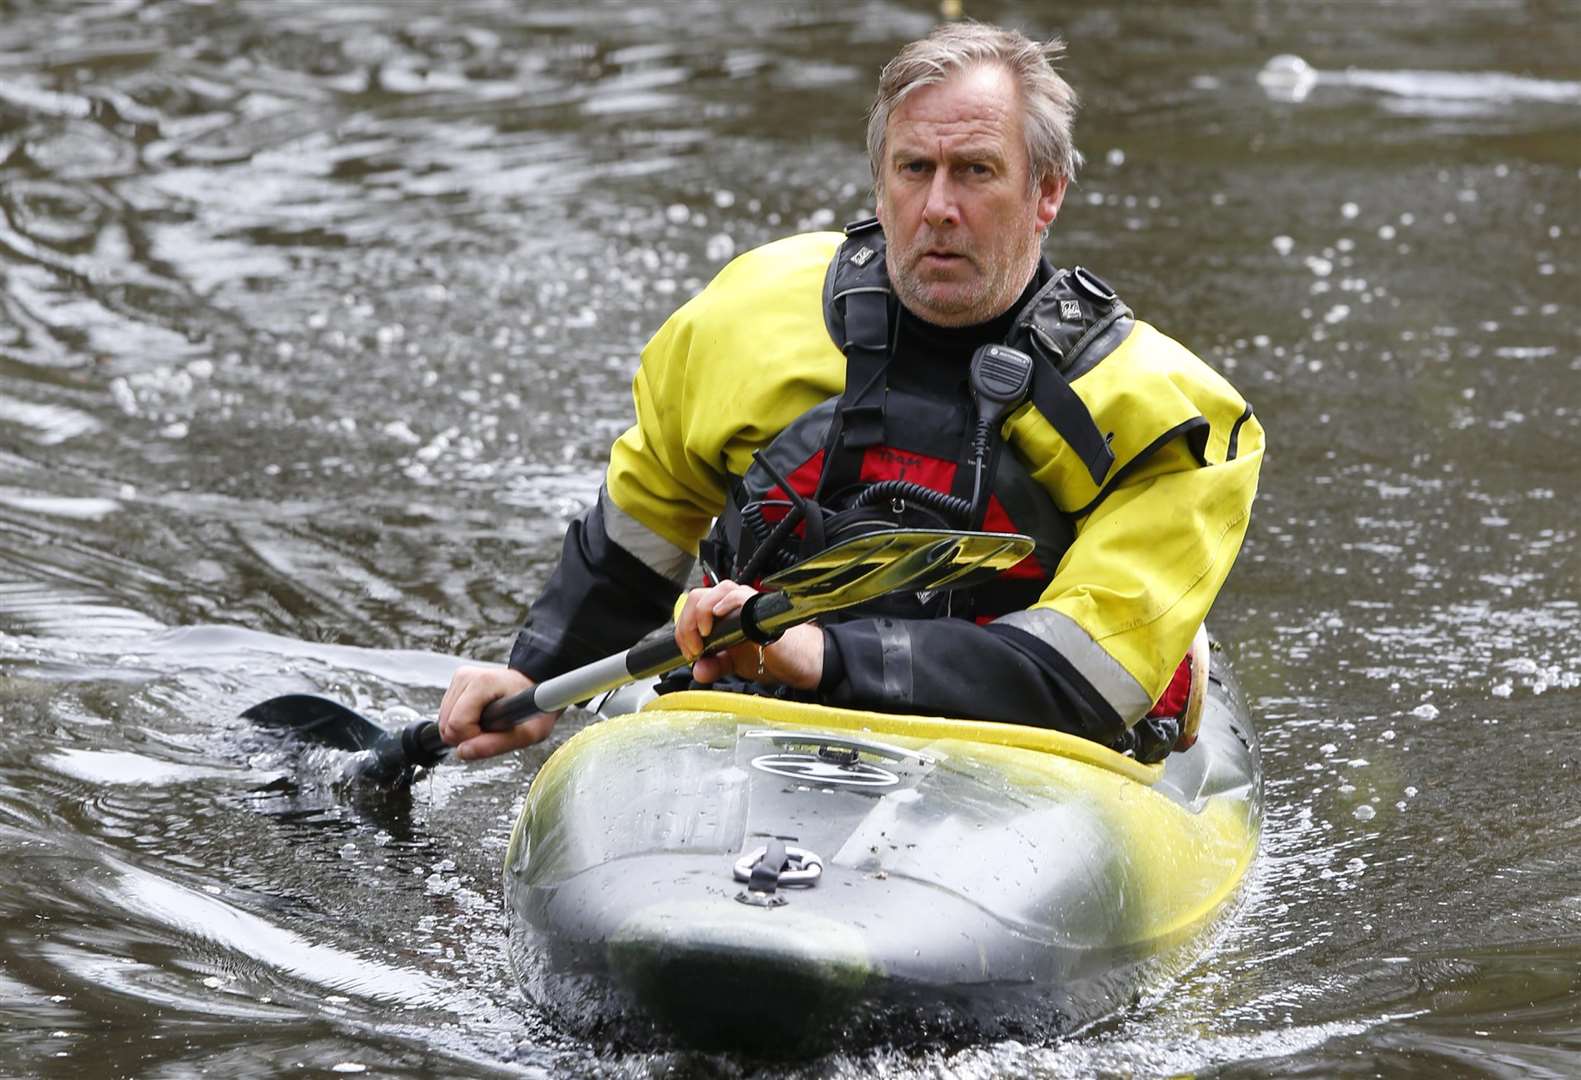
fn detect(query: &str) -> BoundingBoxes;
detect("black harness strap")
[1028,360,1115,488]
[815,221,895,502]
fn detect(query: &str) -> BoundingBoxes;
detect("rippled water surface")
[2,0,1579,1076]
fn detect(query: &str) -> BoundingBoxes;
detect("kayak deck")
[504,665,1260,1051]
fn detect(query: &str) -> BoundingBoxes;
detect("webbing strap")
[815,287,891,500]
[1030,362,1115,487]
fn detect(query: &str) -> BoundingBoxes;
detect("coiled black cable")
[847,479,971,524]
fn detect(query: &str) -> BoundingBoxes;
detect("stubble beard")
[888,214,1043,328]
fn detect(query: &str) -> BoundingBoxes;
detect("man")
[438,22,1263,764]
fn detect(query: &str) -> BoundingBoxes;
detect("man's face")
[877,65,1066,327]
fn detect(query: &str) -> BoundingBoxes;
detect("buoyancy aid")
[543,225,1263,750]
[699,217,1131,624]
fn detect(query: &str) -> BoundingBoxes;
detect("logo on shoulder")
[1060,299,1082,321]
[850,246,876,267]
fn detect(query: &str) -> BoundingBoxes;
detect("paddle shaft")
[393,591,788,764]
[243,528,1035,783]
[478,590,790,730]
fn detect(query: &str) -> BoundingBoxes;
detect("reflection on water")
[2,0,1579,1075]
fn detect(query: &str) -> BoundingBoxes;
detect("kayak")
[502,646,1261,1052]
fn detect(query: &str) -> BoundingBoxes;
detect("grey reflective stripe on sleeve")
[993,607,1153,722]
[600,487,695,587]
[875,619,915,704]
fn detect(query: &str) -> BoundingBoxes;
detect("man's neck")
[898,260,1050,352]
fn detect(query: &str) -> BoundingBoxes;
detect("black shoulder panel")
[1009,265,1134,378]
[822,222,891,352]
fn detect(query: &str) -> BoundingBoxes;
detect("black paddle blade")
[241,694,392,751]
[241,695,449,788]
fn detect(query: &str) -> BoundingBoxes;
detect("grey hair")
[866,22,1083,193]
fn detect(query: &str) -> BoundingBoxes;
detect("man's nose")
[923,170,959,227]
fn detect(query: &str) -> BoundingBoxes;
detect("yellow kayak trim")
[641,689,1165,785]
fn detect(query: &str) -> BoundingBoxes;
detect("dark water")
[2,0,1578,1075]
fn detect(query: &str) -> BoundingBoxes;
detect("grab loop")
[733,839,823,906]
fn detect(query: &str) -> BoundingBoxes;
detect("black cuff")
[816,627,846,694]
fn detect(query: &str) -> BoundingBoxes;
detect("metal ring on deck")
[733,844,823,887]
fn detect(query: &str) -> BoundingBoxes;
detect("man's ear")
[1036,174,1068,231]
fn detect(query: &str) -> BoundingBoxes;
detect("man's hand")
[676,580,824,691]
[438,665,560,760]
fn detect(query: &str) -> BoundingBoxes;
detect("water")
[2,0,1579,1075]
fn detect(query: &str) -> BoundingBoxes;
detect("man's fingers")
[691,649,736,684]
[676,591,704,660]
[454,712,557,760]
[437,666,532,747]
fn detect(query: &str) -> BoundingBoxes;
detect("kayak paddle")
[242,528,1034,787]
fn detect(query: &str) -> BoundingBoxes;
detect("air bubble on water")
[1380,729,1396,741]
[338,843,357,860]
[109,378,138,415]
[382,420,420,445]
[1272,235,1294,256]
[1354,805,1376,822]
[1324,304,1350,324]
[1491,681,1513,698]
[1411,703,1439,719]
[713,189,735,208]
[1341,202,1359,219]
[665,203,690,224]
[160,421,188,439]
[1305,255,1333,277]
[1106,147,1125,167]
[1378,224,1396,240]
[705,233,736,262]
